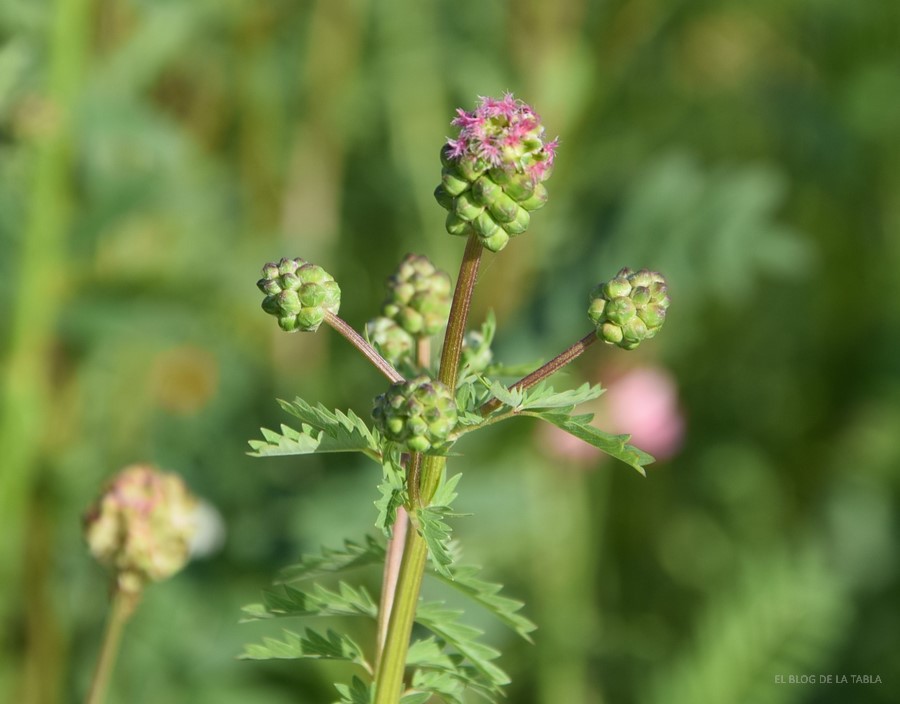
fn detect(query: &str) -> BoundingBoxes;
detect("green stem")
[375,336,430,669]
[372,528,429,703]
[437,234,483,391]
[480,330,597,415]
[324,311,404,383]
[372,234,483,703]
[0,0,91,642]
[85,588,140,704]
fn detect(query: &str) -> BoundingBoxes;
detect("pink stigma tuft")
[443,93,555,181]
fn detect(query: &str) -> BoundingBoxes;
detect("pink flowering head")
[448,94,556,180]
[434,94,557,253]
[84,464,198,593]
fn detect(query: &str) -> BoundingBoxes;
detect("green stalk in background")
[84,589,139,704]
[0,0,91,698]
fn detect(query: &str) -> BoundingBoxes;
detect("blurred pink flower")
[537,365,684,467]
[538,420,602,466]
[605,366,684,460]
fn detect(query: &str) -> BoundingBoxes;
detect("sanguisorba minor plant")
[243,94,670,703]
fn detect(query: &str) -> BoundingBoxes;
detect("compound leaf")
[277,536,386,584]
[249,397,379,459]
[526,411,653,475]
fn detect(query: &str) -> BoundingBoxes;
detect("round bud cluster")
[83,464,197,593]
[382,254,452,337]
[588,268,670,350]
[257,258,341,333]
[366,316,415,366]
[434,94,557,253]
[373,376,458,453]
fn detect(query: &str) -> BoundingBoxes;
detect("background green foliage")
[1,0,898,702]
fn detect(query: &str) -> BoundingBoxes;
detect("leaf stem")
[324,311,404,384]
[372,234,483,703]
[85,587,139,704]
[375,504,409,668]
[480,330,598,415]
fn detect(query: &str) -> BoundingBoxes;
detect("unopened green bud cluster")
[366,316,415,366]
[258,258,341,333]
[83,464,197,593]
[434,94,557,253]
[589,268,670,350]
[373,376,458,453]
[382,254,452,337]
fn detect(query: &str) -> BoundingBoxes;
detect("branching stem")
[480,330,598,415]
[324,311,403,384]
[373,234,483,704]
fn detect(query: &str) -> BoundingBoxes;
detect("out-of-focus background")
[1,0,898,702]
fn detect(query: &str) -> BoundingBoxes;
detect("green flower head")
[589,268,670,350]
[382,254,452,337]
[257,258,341,332]
[373,376,458,453]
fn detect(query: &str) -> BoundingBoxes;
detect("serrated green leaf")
[406,637,498,703]
[277,536,386,584]
[525,411,653,475]
[414,473,465,578]
[375,451,407,536]
[334,676,372,704]
[399,692,432,704]
[417,506,457,578]
[518,381,604,411]
[249,397,380,459]
[241,627,369,671]
[431,472,462,507]
[406,637,456,670]
[416,601,510,691]
[249,423,324,456]
[455,376,494,417]
[486,380,525,409]
[242,581,378,621]
[429,563,536,642]
[409,670,465,704]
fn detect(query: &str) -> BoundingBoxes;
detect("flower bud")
[83,464,197,593]
[461,329,493,373]
[434,94,557,253]
[258,258,340,332]
[589,268,670,350]
[373,376,458,453]
[366,316,415,365]
[382,254,452,337]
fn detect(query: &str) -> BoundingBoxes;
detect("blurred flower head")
[538,365,684,467]
[83,464,198,593]
[605,366,684,460]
